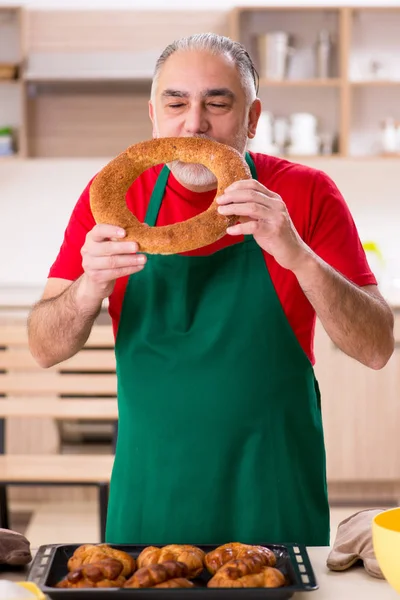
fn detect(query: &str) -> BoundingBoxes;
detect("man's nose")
[184,105,209,134]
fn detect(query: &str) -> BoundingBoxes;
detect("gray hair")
[151,33,259,104]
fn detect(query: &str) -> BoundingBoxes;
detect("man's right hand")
[80,224,147,300]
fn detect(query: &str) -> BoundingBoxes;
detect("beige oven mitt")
[327,509,384,579]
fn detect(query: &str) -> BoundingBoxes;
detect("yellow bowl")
[17,582,46,599]
[372,507,400,593]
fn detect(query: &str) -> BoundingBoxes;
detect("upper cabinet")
[348,8,400,158]
[229,6,400,159]
[1,8,228,159]
[2,6,400,160]
[0,6,24,158]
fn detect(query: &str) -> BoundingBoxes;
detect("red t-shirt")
[49,151,376,364]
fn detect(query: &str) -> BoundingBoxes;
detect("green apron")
[106,154,330,546]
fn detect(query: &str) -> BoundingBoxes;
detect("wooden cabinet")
[0,6,24,157]
[229,6,400,159]
[2,8,228,159]
[3,6,400,160]
[314,312,400,492]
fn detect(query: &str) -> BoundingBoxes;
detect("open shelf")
[350,80,400,87]
[3,6,400,159]
[230,5,400,158]
[259,78,342,88]
[24,75,152,84]
[0,7,23,156]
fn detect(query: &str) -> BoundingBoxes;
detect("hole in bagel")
[124,163,218,226]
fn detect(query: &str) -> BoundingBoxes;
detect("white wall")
[1,0,400,305]
[2,0,400,9]
[1,156,399,305]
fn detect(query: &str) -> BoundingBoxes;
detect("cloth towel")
[327,508,385,579]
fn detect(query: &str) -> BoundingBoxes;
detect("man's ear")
[247,99,262,139]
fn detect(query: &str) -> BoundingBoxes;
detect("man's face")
[149,49,259,189]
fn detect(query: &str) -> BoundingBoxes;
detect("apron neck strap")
[245,151,257,179]
[244,152,257,242]
[144,151,258,230]
[144,165,170,227]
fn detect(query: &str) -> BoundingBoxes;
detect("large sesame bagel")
[89,137,252,255]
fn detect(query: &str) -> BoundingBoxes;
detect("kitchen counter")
[296,547,398,599]
[0,547,397,599]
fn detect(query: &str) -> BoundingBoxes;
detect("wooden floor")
[9,501,378,548]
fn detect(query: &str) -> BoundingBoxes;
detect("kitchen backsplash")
[1,156,399,305]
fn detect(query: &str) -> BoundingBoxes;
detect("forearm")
[293,251,394,369]
[28,275,103,368]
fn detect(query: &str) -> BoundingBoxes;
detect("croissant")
[208,557,286,588]
[137,544,205,577]
[205,542,276,574]
[124,560,189,588]
[67,543,135,577]
[56,558,126,588]
[154,578,195,588]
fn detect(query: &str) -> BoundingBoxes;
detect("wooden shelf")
[2,6,400,159]
[231,5,400,159]
[259,78,342,88]
[24,74,152,84]
[0,154,20,161]
[350,80,400,87]
[285,153,344,159]
[0,79,21,84]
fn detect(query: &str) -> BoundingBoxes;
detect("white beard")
[152,114,249,188]
[167,160,217,187]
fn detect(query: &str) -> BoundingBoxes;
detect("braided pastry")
[137,544,205,577]
[90,137,251,255]
[205,542,276,575]
[56,558,126,588]
[67,543,135,577]
[154,578,195,588]
[124,560,189,588]
[208,557,286,588]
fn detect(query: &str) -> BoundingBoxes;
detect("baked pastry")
[56,558,126,588]
[137,544,205,577]
[124,560,189,588]
[67,543,135,577]
[154,578,195,588]
[90,137,251,255]
[208,556,286,588]
[205,542,276,574]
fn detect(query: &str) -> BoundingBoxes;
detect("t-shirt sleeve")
[48,179,96,281]
[308,170,377,287]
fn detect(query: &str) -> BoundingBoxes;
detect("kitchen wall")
[1,1,400,306]
[2,0,400,8]
[1,156,399,306]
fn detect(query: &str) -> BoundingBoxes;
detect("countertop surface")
[0,546,398,599]
[296,546,398,599]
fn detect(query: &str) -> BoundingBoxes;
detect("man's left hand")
[217,179,310,272]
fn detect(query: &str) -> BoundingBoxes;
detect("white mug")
[257,32,294,80]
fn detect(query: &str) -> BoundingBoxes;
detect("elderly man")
[28,33,394,546]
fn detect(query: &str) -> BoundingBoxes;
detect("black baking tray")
[28,542,318,599]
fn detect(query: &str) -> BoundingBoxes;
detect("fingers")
[89,223,127,242]
[81,224,147,284]
[86,239,139,257]
[83,253,147,273]
[226,221,268,236]
[84,264,146,284]
[221,179,281,200]
[218,200,270,221]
